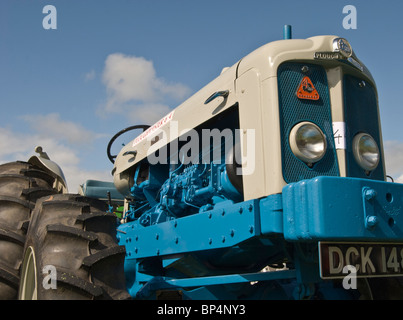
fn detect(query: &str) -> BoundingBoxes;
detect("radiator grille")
[277,62,339,183]
[343,74,384,180]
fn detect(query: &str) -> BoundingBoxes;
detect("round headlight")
[353,133,380,171]
[289,122,327,165]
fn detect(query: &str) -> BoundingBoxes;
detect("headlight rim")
[289,121,327,166]
[352,132,380,172]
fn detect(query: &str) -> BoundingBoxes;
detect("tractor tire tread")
[0,161,60,300]
[21,194,130,300]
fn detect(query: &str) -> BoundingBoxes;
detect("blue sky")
[1,0,403,190]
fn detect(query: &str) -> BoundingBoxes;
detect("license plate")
[319,242,403,279]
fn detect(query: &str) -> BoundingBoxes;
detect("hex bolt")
[366,215,378,228]
[364,188,377,201]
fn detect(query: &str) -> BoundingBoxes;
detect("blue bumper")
[118,177,403,261]
[282,177,403,241]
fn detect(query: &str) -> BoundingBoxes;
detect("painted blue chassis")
[117,176,403,299]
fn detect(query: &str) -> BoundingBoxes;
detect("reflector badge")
[296,76,319,100]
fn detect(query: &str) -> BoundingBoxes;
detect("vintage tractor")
[2,26,403,299]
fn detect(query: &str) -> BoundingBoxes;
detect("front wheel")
[18,194,130,300]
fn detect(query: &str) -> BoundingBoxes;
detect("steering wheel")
[107,125,150,164]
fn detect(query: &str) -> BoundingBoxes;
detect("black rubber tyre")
[19,194,130,300]
[0,161,59,300]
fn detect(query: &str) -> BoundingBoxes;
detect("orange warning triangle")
[296,76,320,100]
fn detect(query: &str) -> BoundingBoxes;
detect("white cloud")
[84,69,96,81]
[0,127,43,162]
[103,54,157,105]
[384,140,403,182]
[101,53,192,124]
[127,103,173,125]
[0,115,111,193]
[20,113,99,145]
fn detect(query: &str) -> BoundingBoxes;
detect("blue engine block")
[124,161,242,226]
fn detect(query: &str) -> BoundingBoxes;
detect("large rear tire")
[0,161,59,299]
[18,194,130,300]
